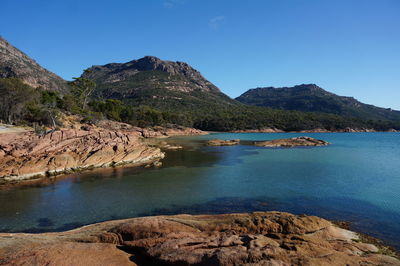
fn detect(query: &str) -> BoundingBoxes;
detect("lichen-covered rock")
[254,136,330,147]
[0,242,134,266]
[0,128,164,182]
[0,212,398,266]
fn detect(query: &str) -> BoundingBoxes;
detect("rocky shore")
[232,128,284,133]
[232,127,399,133]
[96,120,207,138]
[0,212,398,266]
[0,128,164,183]
[206,137,329,148]
[0,123,206,183]
[254,136,330,147]
[298,127,398,133]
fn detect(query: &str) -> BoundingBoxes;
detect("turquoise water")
[0,133,399,248]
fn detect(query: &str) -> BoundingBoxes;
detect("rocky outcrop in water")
[254,136,330,147]
[153,141,183,150]
[0,128,164,182]
[0,212,398,266]
[207,139,240,146]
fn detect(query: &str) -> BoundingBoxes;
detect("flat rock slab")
[0,128,165,182]
[0,212,398,266]
[207,139,240,146]
[254,136,330,147]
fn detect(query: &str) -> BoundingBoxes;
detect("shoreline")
[0,124,207,185]
[1,128,398,186]
[0,208,398,257]
[229,128,399,133]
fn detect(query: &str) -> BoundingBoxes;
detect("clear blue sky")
[1,0,399,109]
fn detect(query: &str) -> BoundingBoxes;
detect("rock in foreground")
[207,139,240,146]
[254,136,329,147]
[0,212,398,266]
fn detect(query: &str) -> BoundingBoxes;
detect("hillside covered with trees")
[1,77,399,132]
[236,84,400,121]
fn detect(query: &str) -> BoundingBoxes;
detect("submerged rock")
[254,136,330,147]
[0,212,398,265]
[155,141,183,150]
[207,139,240,146]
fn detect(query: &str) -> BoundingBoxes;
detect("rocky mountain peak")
[244,84,330,98]
[139,55,162,63]
[296,83,318,89]
[133,56,163,70]
[123,56,204,78]
[293,84,327,92]
[0,36,67,91]
[83,56,221,95]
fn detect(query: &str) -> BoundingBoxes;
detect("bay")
[1,132,399,248]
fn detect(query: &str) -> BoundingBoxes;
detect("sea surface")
[1,133,399,248]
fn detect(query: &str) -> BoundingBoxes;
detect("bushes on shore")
[88,98,400,131]
[0,78,39,124]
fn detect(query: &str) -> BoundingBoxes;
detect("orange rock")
[0,242,134,266]
[207,139,240,146]
[254,136,330,147]
[0,128,164,182]
[1,212,397,266]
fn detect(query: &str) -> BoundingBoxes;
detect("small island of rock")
[207,139,241,146]
[254,136,330,147]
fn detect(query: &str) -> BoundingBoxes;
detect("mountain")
[236,84,400,121]
[81,56,238,111]
[0,36,68,91]
[82,59,400,131]
[0,38,398,131]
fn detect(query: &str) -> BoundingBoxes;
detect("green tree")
[40,91,62,128]
[0,78,39,124]
[68,77,96,111]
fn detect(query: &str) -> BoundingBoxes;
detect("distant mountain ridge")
[82,55,238,110]
[0,36,67,91]
[236,84,400,121]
